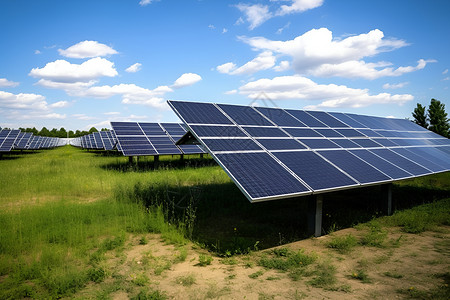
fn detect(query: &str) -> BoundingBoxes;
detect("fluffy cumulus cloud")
[238,75,414,109]
[232,28,433,79]
[236,0,323,30]
[29,57,118,83]
[0,78,19,88]
[58,41,118,59]
[0,91,67,120]
[216,51,275,75]
[125,63,142,73]
[172,73,202,88]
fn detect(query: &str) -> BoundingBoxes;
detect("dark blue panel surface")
[318,150,391,184]
[371,138,399,147]
[284,128,322,138]
[330,139,361,148]
[257,139,306,150]
[203,139,261,152]
[335,129,365,137]
[298,139,340,149]
[391,148,444,172]
[169,101,232,124]
[306,111,349,127]
[358,129,383,137]
[314,129,343,138]
[411,147,450,169]
[350,149,411,179]
[243,127,288,137]
[370,149,430,176]
[255,107,306,127]
[350,139,382,148]
[216,152,310,199]
[285,110,327,127]
[218,104,273,126]
[273,151,357,191]
[329,112,367,128]
[190,125,247,137]
[139,123,166,135]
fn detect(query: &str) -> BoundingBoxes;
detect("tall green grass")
[0,146,227,298]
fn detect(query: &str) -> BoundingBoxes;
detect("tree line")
[412,98,449,138]
[18,127,109,138]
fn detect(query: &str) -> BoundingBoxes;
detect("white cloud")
[0,78,19,88]
[238,75,414,109]
[208,24,216,30]
[222,28,228,34]
[29,57,118,83]
[104,111,120,115]
[225,89,238,95]
[236,0,322,29]
[125,63,142,73]
[0,91,49,110]
[240,28,408,73]
[443,69,448,75]
[216,51,276,75]
[49,101,70,108]
[139,0,159,6]
[172,73,202,88]
[237,28,433,79]
[274,60,290,72]
[276,0,323,16]
[58,40,118,59]
[276,22,290,34]
[35,50,41,55]
[236,3,272,30]
[383,82,409,89]
[443,77,450,81]
[79,83,171,109]
[36,79,97,93]
[310,59,435,79]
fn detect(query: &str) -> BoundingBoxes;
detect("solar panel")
[110,122,205,156]
[15,132,33,149]
[169,100,450,202]
[0,130,20,152]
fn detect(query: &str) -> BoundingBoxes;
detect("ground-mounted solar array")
[168,100,450,202]
[0,128,66,152]
[110,122,205,156]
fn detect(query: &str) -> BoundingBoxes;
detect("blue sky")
[0,0,449,131]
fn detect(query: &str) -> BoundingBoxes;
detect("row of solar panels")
[69,122,205,156]
[0,128,67,152]
[168,100,450,202]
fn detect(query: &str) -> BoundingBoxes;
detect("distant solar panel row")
[70,130,118,150]
[110,122,205,156]
[168,100,450,202]
[0,129,65,152]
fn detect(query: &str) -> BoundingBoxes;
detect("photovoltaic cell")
[216,152,310,200]
[369,149,431,176]
[318,150,391,184]
[218,104,273,126]
[285,110,327,127]
[257,139,306,151]
[255,107,306,127]
[273,151,357,191]
[202,138,261,152]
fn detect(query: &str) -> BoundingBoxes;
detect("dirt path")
[74,226,449,299]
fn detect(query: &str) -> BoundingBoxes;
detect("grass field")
[0,145,449,299]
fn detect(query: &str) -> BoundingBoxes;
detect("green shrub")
[326,234,358,254]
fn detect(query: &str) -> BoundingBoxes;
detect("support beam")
[180,154,184,161]
[128,156,134,164]
[381,183,393,216]
[200,153,204,159]
[307,194,323,237]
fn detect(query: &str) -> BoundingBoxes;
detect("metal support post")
[308,194,323,237]
[382,183,393,216]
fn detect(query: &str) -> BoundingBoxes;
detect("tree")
[88,127,98,133]
[412,103,428,128]
[428,98,449,138]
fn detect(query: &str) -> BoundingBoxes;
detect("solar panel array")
[70,130,118,150]
[168,100,450,202]
[110,122,205,156]
[0,128,66,152]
